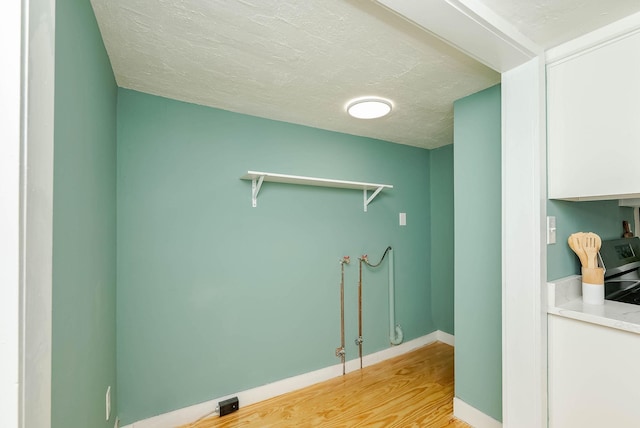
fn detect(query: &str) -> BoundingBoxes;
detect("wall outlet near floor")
[106,386,111,421]
[219,396,239,416]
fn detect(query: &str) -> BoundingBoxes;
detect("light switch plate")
[547,216,556,244]
[399,212,406,226]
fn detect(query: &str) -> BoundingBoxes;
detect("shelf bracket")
[251,175,265,207]
[363,186,384,212]
[241,171,392,210]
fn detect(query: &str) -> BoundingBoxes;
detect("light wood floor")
[182,341,470,428]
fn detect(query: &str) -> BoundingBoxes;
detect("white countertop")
[547,275,640,335]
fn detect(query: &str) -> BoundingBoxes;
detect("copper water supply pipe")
[356,255,366,369]
[336,256,349,374]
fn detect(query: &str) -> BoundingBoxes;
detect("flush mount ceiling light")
[346,97,393,119]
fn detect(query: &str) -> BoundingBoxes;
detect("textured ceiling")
[90,0,499,149]
[90,0,640,149]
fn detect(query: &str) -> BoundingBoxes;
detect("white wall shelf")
[240,171,393,212]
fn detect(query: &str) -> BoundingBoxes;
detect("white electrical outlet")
[106,386,111,421]
[399,212,407,226]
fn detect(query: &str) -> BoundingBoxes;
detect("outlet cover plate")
[547,216,556,244]
[106,386,111,420]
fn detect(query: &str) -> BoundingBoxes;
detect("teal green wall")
[547,200,634,280]
[52,1,117,427]
[453,85,502,421]
[116,89,436,424]
[430,144,455,335]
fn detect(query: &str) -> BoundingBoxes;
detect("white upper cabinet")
[547,29,640,200]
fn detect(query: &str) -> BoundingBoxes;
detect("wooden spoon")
[568,233,588,267]
[581,232,601,269]
[592,233,602,266]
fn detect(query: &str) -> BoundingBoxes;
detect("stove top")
[601,238,640,306]
[609,288,640,305]
[605,280,640,305]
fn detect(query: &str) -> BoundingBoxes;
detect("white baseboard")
[453,397,502,428]
[437,330,455,346]
[122,331,452,428]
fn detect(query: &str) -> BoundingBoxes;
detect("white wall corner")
[0,2,23,428]
[454,397,502,428]
[501,57,547,428]
[21,0,57,427]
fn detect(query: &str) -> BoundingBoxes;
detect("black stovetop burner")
[605,280,640,305]
[609,288,640,304]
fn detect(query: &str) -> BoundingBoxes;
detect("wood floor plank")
[182,342,470,428]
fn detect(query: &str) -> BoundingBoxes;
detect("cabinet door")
[547,30,640,200]
[548,315,640,427]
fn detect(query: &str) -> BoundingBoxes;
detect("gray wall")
[453,85,502,421]
[52,0,118,426]
[116,89,442,424]
[430,144,455,335]
[547,200,634,280]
